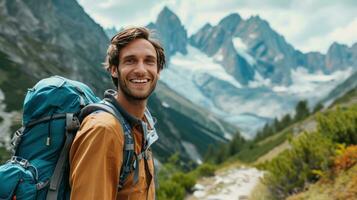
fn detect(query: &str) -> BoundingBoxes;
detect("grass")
[287,164,357,200]
[235,130,292,163]
[0,116,3,123]
[249,180,276,200]
[330,88,357,108]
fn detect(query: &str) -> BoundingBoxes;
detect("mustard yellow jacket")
[69,112,155,200]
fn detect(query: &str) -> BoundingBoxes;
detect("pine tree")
[294,100,310,121]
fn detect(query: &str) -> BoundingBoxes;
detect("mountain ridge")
[144,7,356,137]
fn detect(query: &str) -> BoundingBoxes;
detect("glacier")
[160,45,354,139]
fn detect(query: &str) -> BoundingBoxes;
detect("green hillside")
[249,87,357,199]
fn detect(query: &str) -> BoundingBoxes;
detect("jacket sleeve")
[69,113,124,200]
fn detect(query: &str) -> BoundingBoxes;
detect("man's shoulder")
[81,111,122,131]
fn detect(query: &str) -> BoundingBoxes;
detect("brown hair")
[104,27,166,87]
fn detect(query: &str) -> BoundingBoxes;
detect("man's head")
[104,27,165,100]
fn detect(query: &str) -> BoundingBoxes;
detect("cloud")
[302,18,357,53]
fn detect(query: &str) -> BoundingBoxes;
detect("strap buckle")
[10,156,29,168]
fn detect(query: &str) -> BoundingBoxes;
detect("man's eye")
[125,59,135,64]
[146,60,156,65]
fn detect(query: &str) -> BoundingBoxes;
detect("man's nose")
[133,61,146,73]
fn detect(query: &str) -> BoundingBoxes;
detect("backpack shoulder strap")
[79,101,135,190]
[46,113,80,200]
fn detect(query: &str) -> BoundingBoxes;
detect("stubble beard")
[117,72,157,101]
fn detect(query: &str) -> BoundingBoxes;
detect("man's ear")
[111,66,118,78]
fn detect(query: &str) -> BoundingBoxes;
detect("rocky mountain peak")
[243,15,272,36]
[328,42,348,53]
[148,7,188,58]
[218,13,242,34]
[158,6,179,21]
[326,42,352,72]
[201,23,213,31]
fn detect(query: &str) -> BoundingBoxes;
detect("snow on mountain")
[248,72,272,88]
[232,37,256,66]
[160,45,242,113]
[272,67,353,103]
[161,45,269,138]
[161,45,353,139]
[170,45,243,89]
[155,8,357,139]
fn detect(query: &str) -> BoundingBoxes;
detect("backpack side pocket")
[0,157,48,200]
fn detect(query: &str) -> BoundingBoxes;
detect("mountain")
[0,0,111,111]
[191,14,357,86]
[190,14,297,85]
[322,70,357,107]
[147,6,187,59]
[147,7,357,138]
[149,82,236,162]
[104,26,119,39]
[0,0,235,163]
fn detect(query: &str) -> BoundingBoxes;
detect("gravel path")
[186,167,263,200]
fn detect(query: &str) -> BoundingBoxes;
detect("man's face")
[112,38,160,101]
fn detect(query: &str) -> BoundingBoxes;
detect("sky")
[77,0,357,53]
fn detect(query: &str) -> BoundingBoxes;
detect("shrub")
[317,105,357,145]
[263,131,334,199]
[195,163,216,177]
[171,172,196,192]
[0,147,10,164]
[333,145,357,173]
[157,180,185,200]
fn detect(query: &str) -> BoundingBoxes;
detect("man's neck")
[116,94,146,119]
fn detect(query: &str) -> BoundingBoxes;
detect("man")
[69,27,165,199]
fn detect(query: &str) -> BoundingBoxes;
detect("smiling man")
[69,27,165,200]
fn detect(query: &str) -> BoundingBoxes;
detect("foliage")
[333,145,357,173]
[204,132,246,164]
[312,102,324,113]
[157,154,217,200]
[171,172,196,192]
[262,131,334,199]
[157,180,185,200]
[294,100,310,121]
[194,163,216,177]
[255,100,310,143]
[0,146,11,164]
[330,88,357,107]
[204,100,314,165]
[335,174,357,200]
[237,130,290,163]
[286,163,357,200]
[262,104,357,199]
[317,105,357,145]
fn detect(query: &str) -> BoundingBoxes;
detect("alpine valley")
[0,0,356,164]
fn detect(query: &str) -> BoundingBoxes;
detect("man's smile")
[129,79,150,83]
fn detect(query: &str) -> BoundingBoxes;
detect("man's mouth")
[130,79,150,83]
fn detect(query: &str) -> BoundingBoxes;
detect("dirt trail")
[186,167,263,200]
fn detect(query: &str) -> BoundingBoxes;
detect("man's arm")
[69,112,124,199]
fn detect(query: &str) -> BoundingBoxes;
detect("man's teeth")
[131,79,148,83]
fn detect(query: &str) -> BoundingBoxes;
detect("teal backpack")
[0,76,156,200]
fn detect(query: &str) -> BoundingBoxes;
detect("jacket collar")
[105,92,142,126]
